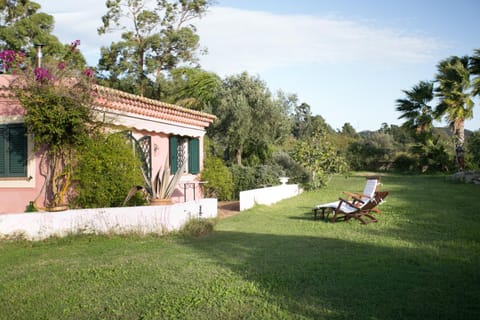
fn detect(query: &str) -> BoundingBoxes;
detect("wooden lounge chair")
[312,176,381,220]
[343,176,381,202]
[329,191,389,224]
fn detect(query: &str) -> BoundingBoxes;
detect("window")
[169,136,200,174]
[0,124,27,177]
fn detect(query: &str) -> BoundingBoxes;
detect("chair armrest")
[338,197,363,210]
[343,191,357,198]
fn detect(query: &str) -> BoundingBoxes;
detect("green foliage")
[0,0,65,61]
[270,151,310,185]
[346,132,396,172]
[229,164,285,199]
[435,55,474,171]
[393,153,418,172]
[396,80,435,138]
[471,49,480,97]
[6,44,95,208]
[200,157,233,200]
[410,139,452,173]
[147,158,186,200]
[72,133,145,208]
[210,72,292,165]
[97,0,213,96]
[20,84,93,153]
[291,126,348,189]
[166,67,221,112]
[180,218,216,238]
[466,130,480,169]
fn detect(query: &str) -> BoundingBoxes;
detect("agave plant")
[123,158,185,205]
[146,158,185,200]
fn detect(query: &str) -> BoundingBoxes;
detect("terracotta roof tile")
[0,75,216,129]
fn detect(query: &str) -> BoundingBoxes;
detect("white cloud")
[194,7,443,75]
[37,2,443,72]
[37,0,119,66]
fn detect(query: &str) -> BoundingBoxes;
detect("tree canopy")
[97,0,212,96]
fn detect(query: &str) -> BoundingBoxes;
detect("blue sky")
[36,0,480,131]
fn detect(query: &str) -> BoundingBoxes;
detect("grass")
[1,174,479,319]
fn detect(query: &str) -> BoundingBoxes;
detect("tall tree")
[97,0,212,96]
[396,80,435,143]
[0,0,64,62]
[166,67,221,112]
[211,72,291,166]
[435,56,474,171]
[470,48,480,98]
[291,125,348,189]
[341,122,357,137]
[292,102,312,139]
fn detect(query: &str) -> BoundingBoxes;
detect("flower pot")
[150,198,173,206]
[46,205,69,212]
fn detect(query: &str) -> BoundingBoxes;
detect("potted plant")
[125,158,185,206]
[147,158,185,205]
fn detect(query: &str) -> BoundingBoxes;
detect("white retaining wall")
[239,184,301,211]
[0,198,217,241]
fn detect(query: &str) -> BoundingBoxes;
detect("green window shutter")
[169,136,178,174]
[188,138,200,174]
[0,127,6,176]
[8,125,27,176]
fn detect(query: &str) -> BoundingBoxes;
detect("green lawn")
[1,175,479,319]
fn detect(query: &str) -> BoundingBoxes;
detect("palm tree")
[396,80,435,139]
[435,56,474,171]
[470,48,480,97]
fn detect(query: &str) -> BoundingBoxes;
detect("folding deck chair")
[313,177,387,223]
[331,191,389,224]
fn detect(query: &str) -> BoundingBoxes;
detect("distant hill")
[433,127,473,138]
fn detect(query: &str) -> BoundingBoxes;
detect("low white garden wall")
[0,198,217,241]
[239,184,301,211]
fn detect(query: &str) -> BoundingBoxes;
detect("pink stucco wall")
[149,134,205,204]
[0,132,205,214]
[0,92,47,213]
[0,154,46,214]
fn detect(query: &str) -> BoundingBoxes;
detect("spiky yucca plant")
[150,158,185,200]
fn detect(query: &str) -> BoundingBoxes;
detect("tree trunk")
[235,145,243,166]
[454,120,465,171]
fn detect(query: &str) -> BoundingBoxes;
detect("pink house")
[0,74,215,214]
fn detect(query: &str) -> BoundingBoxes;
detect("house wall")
[1,100,208,214]
[147,133,206,204]
[0,75,209,214]
[0,95,47,214]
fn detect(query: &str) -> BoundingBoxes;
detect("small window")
[169,136,200,174]
[0,124,27,177]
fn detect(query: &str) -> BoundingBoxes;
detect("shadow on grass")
[184,229,479,320]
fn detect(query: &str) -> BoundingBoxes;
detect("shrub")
[270,151,310,185]
[229,164,284,199]
[180,218,216,238]
[72,132,146,208]
[200,157,234,200]
[393,153,418,172]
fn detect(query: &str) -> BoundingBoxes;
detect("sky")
[35,0,480,132]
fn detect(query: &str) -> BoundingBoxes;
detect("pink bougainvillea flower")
[0,50,25,72]
[34,67,53,82]
[57,61,66,70]
[70,40,81,51]
[84,68,94,78]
